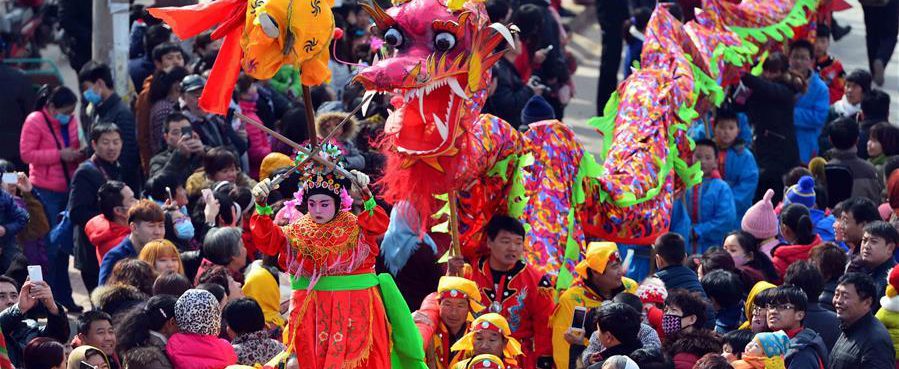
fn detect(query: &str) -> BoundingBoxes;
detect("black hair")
[864,220,899,245]
[715,109,739,124]
[0,275,19,292]
[630,347,672,369]
[727,230,780,282]
[693,138,718,156]
[837,272,878,307]
[223,298,266,335]
[151,42,187,64]
[816,24,831,39]
[632,7,652,31]
[784,260,824,301]
[809,242,848,282]
[845,69,873,93]
[783,166,813,188]
[144,172,182,204]
[595,302,642,346]
[664,289,708,329]
[886,157,899,181]
[193,31,214,53]
[277,105,310,146]
[781,203,816,244]
[90,122,122,143]
[235,74,256,95]
[768,285,808,315]
[196,282,227,302]
[655,233,687,265]
[77,310,113,335]
[203,147,239,177]
[98,181,127,220]
[788,39,815,58]
[752,287,776,314]
[23,337,66,369]
[485,0,510,23]
[153,271,192,297]
[512,4,545,42]
[762,52,789,74]
[701,269,744,308]
[485,214,526,240]
[78,60,115,88]
[870,122,899,157]
[843,197,882,224]
[861,89,890,121]
[115,295,177,356]
[163,112,190,133]
[122,346,173,369]
[828,117,860,150]
[309,85,334,111]
[699,248,735,275]
[722,330,754,359]
[144,24,173,61]
[34,85,78,111]
[149,66,189,104]
[612,292,644,313]
[693,353,733,369]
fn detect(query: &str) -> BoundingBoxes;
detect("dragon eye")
[434,32,456,52]
[384,28,404,47]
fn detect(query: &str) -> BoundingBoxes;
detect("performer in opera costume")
[249,146,426,369]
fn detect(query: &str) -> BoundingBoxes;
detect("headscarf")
[242,264,286,328]
[739,281,776,330]
[574,242,620,278]
[450,313,523,359]
[437,276,485,319]
[67,345,110,369]
[175,289,222,336]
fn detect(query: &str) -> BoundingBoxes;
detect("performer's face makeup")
[472,330,505,357]
[308,194,337,223]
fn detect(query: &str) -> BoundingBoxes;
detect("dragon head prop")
[354,0,515,217]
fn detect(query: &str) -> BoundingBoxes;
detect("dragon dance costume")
[250,148,426,369]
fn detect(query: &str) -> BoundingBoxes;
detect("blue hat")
[754,330,790,357]
[784,176,816,209]
[520,95,555,125]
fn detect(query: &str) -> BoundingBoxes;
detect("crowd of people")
[0,0,896,368]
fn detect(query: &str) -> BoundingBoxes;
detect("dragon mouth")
[383,76,469,155]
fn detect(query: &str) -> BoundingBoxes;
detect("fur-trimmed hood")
[315,112,359,141]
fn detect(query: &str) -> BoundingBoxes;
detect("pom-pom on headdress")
[294,143,353,207]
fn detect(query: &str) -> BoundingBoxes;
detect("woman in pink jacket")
[19,87,84,226]
[236,75,271,180]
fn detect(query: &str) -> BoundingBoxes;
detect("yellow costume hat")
[450,313,523,359]
[437,276,485,314]
[466,354,506,369]
[575,242,621,278]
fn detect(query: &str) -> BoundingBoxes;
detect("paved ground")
[49,0,897,310]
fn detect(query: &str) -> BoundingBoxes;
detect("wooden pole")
[302,85,317,146]
[448,191,462,257]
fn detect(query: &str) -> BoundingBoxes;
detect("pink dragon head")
[354,0,515,217]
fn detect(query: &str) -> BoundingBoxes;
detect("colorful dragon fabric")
[358,0,816,287]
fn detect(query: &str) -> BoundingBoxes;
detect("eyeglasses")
[765,303,796,312]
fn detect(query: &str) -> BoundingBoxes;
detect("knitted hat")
[575,242,620,278]
[520,95,555,125]
[175,289,221,336]
[259,152,293,180]
[636,276,668,305]
[783,176,816,208]
[741,189,779,239]
[887,266,899,298]
[754,330,790,357]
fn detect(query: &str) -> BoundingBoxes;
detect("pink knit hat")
[741,189,779,240]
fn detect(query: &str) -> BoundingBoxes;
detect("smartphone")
[180,125,193,138]
[165,186,174,202]
[80,361,98,369]
[27,265,42,282]
[571,306,588,329]
[201,188,214,201]
[1,173,16,184]
[541,44,554,53]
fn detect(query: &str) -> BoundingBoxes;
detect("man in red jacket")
[458,215,555,369]
[84,181,135,263]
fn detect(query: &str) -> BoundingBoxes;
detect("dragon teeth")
[432,113,448,140]
[447,78,469,101]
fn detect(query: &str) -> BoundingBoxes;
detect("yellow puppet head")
[242,0,334,84]
[450,313,522,359]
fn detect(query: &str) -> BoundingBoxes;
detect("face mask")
[54,114,71,125]
[731,254,748,267]
[662,313,684,336]
[83,87,102,105]
[174,218,195,240]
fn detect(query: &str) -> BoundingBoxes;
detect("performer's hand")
[252,178,275,204]
[350,170,370,189]
[447,256,465,276]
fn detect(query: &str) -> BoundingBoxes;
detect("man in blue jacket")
[98,199,165,284]
[789,39,830,164]
[0,189,28,273]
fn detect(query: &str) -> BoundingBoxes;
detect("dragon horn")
[360,1,395,31]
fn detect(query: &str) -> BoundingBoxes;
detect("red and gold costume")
[450,314,524,369]
[464,259,555,369]
[250,147,426,369]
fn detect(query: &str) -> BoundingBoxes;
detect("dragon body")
[357,0,817,286]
